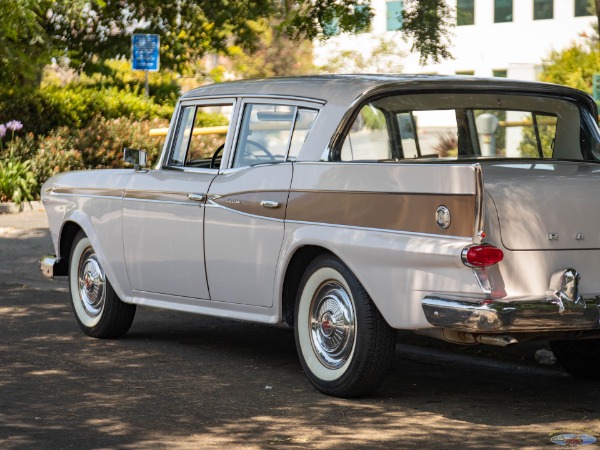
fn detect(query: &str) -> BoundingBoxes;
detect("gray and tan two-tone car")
[41,75,600,397]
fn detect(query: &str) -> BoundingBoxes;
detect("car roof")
[181,74,594,111]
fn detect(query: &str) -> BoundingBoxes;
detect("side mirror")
[123,148,148,170]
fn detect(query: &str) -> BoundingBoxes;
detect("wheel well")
[281,246,333,327]
[59,222,83,264]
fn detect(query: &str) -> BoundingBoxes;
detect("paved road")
[1,211,599,449]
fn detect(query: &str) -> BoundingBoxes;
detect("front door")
[123,100,235,299]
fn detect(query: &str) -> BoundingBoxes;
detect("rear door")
[204,100,319,307]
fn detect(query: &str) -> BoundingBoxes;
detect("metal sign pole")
[145,70,149,97]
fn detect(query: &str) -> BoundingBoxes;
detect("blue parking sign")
[132,34,160,71]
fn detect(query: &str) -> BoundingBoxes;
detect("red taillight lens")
[462,245,504,267]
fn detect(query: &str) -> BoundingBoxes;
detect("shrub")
[0,149,37,204]
[73,116,169,169]
[33,130,85,188]
[0,85,174,136]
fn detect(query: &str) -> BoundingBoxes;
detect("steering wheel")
[210,144,225,169]
[245,139,275,161]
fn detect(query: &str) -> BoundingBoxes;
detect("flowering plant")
[0,120,23,150]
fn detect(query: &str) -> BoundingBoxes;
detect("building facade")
[313,0,597,80]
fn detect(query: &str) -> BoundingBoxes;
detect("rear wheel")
[69,231,136,338]
[294,254,396,397]
[550,339,600,380]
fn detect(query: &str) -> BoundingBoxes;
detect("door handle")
[260,200,280,209]
[187,193,206,202]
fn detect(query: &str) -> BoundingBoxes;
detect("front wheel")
[550,339,600,380]
[69,231,136,338]
[294,255,396,397]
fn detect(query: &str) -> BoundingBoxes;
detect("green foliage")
[518,122,556,158]
[0,0,49,86]
[0,84,173,136]
[63,60,181,106]
[317,36,405,73]
[540,43,600,93]
[223,20,315,79]
[71,116,169,169]
[0,149,37,204]
[401,0,454,64]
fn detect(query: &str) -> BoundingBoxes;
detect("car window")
[232,104,318,168]
[167,103,233,169]
[341,105,391,161]
[288,108,318,161]
[337,93,581,162]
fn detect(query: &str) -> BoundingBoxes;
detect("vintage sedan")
[41,75,600,397]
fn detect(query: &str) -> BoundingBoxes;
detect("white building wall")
[313,0,597,81]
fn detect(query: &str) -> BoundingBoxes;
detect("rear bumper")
[40,255,68,280]
[422,294,600,333]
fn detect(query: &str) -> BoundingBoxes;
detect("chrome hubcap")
[310,281,355,369]
[77,248,105,318]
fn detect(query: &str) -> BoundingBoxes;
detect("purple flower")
[0,124,5,139]
[5,120,23,132]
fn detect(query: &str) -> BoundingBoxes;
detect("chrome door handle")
[260,200,280,209]
[187,193,206,202]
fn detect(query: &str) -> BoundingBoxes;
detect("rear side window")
[337,93,583,162]
[232,103,318,168]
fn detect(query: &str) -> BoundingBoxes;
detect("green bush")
[0,149,37,204]
[0,85,174,136]
[33,131,86,188]
[73,116,169,169]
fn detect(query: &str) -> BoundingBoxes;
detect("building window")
[494,0,513,22]
[456,70,475,76]
[457,0,475,26]
[386,1,403,31]
[533,0,553,20]
[493,69,508,78]
[575,0,594,16]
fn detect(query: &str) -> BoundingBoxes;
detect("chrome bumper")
[422,295,600,333]
[40,255,68,280]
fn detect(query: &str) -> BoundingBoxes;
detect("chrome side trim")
[422,294,600,333]
[285,219,469,240]
[473,164,485,244]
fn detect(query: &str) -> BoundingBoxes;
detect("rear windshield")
[337,92,600,162]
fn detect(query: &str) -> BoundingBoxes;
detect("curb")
[0,201,44,214]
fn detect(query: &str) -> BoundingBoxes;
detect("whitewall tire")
[294,254,396,397]
[69,231,136,338]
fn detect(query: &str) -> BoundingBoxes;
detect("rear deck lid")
[482,161,600,250]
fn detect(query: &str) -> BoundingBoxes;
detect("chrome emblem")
[548,233,559,241]
[435,205,451,229]
[576,232,584,240]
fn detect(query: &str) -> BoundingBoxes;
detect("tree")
[401,0,454,64]
[316,36,406,73]
[5,1,456,88]
[540,43,600,92]
[0,0,50,85]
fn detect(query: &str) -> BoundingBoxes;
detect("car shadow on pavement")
[1,285,599,449]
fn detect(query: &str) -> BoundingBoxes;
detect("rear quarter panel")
[280,162,483,329]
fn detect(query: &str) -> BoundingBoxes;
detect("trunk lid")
[482,161,600,251]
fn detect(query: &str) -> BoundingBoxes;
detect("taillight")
[462,244,504,268]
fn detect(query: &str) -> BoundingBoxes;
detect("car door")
[122,100,236,299]
[204,100,319,307]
